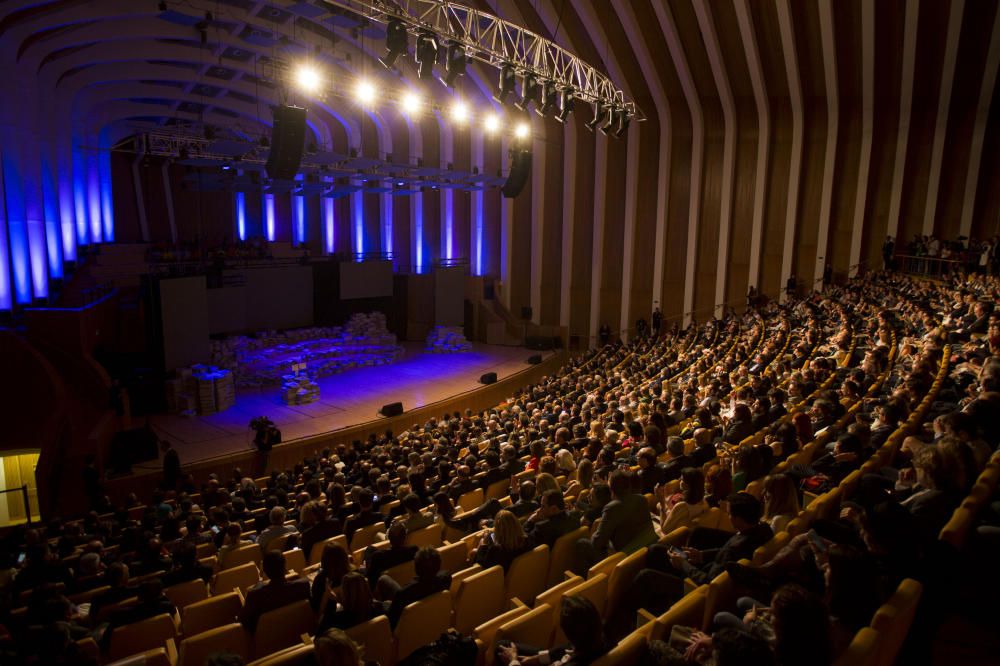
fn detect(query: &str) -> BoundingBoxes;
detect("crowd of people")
[1,267,998,666]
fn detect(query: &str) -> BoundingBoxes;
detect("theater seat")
[870,579,922,666]
[458,488,485,512]
[607,548,647,618]
[283,548,307,576]
[253,600,317,659]
[404,522,443,549]
[505,545,549,605]
[546,526,589,586]
[345,615,393,666]
[564,573,610,620]
[213,562,260,595]
[182,591,243,637]
[222,544,263,571]
[177,623,251,666]
[495,603,555,653]
[833,627,879,666]
[473,605,532,666]
[437,540,470,574]
[646,586,708,641]
[104,647,173,666]
[382,559,416,586]
[109,613,179,662]
[349,523,384,551]
[452,565,505,635]
[164,579,208,612]
[592,631,647,666]
[394,590,452,661]
[246,643,314,666]
[308,535,349,565]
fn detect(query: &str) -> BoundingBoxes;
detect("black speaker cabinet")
[527,354,542,365]
[480,372,498,384]
[379,402,404,417]
[266,105,307,180]
[502,147,532,198]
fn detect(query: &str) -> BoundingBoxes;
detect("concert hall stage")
[148,342,553,467]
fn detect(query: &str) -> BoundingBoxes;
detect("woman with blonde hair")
[762,474,801,533]
[314,628,363,666]
[473,509,531,571]
[534,472,561,496]
[316,572,386,633]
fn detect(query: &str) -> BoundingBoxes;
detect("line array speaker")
[266,105,307,181]
[501,147,532,198]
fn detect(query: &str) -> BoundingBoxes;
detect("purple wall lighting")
[323,196,335,255]
[264,193,276,241]
[235,191,247,241]
[293,189,305,246]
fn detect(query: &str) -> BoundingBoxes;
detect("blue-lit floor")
[148,342,549,465]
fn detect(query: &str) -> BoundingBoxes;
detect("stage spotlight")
[585,102,605,131]
[415,31,437,80]
[516,73,539,111]
[536,81,556,117]
[515,121,530,140]
[379,19,409,69]
[483,112,501,134]
[614,107,631,138]
[401,91,421,115]
[355,79,376,106]
[295,64,323,94]
[450,99,470,124]
[599,105,616,135]
[494,63,516,105]
[555,87,575,123]
[441,41,467,87]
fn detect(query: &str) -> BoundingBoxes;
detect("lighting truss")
[310,0,643,121]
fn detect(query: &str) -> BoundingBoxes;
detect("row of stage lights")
[294,63,531,140]
[293,18,630,139]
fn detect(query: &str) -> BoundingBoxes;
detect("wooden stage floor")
[147,342,550,467]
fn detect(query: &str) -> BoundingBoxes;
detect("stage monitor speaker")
[266,105,308,181]
[502,147,532,198]
[108,426,159,475]
[480,372,498,384]
[379,401,404,417]
[527,354,542,365]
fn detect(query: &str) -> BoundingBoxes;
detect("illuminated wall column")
[848,0,875,277]
[235,190,247,241]
[19,130,50,299]
[0,155,9,309]
[408,119,424,273]
[97,130,114,242]
[814,0,839,288]
[39,140,63,280]
[529,121,545,326]
[499,135,513,309]
[959,5,1000,239]
[0,132,32,304]
[735,0,770,292]
[323,177,335,255]
[440,124,455,261]
[886,0,920,241]
[922,0,965,237]
[652,0,704,326]
[55,136,77,261]
[777,0,804,303]
[470,129,484,275]
[293,177,306,246]
[587,133,609,346]
[84,140,104,244]
[71,144,90,247]
[263,193,276,242]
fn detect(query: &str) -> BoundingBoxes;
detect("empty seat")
[546,526,589,586]
[587,552,626,580]
[349,523,384,551]
[213,562,260,595]
[486,478,511,501]
[283,548,307,575]
[221,544,263,571]
[495,603,555,653]
[437,540,470,574]
[564,573,610,619]
[607,548,647,619]
[504,545,550,605]
[452,565,505,635]
[108,613,179,662]
[182,591,243,637]
[458,488,485,512]
[404,522,443,549]
[252,600,316,659]
[164,579,208,611]
[394,590,452,662]
[345,615,394,666]
[177,623,251,666]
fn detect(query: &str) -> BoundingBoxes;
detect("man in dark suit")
[299,502,341,562]
[508,480,539,518]
[343,489,381,544]
[660,437,695,483]
[365,522,417,589]
[379,546,452,628]
[161,542,213,587]
[574,470,657,575]
[239,550,310,633]
[636,447,665,494]
[526,490,581,548]
[498,444,525,478]
[477,451,508,491]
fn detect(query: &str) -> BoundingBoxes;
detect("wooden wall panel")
[541,121,564,326]
[727,104,757,310]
